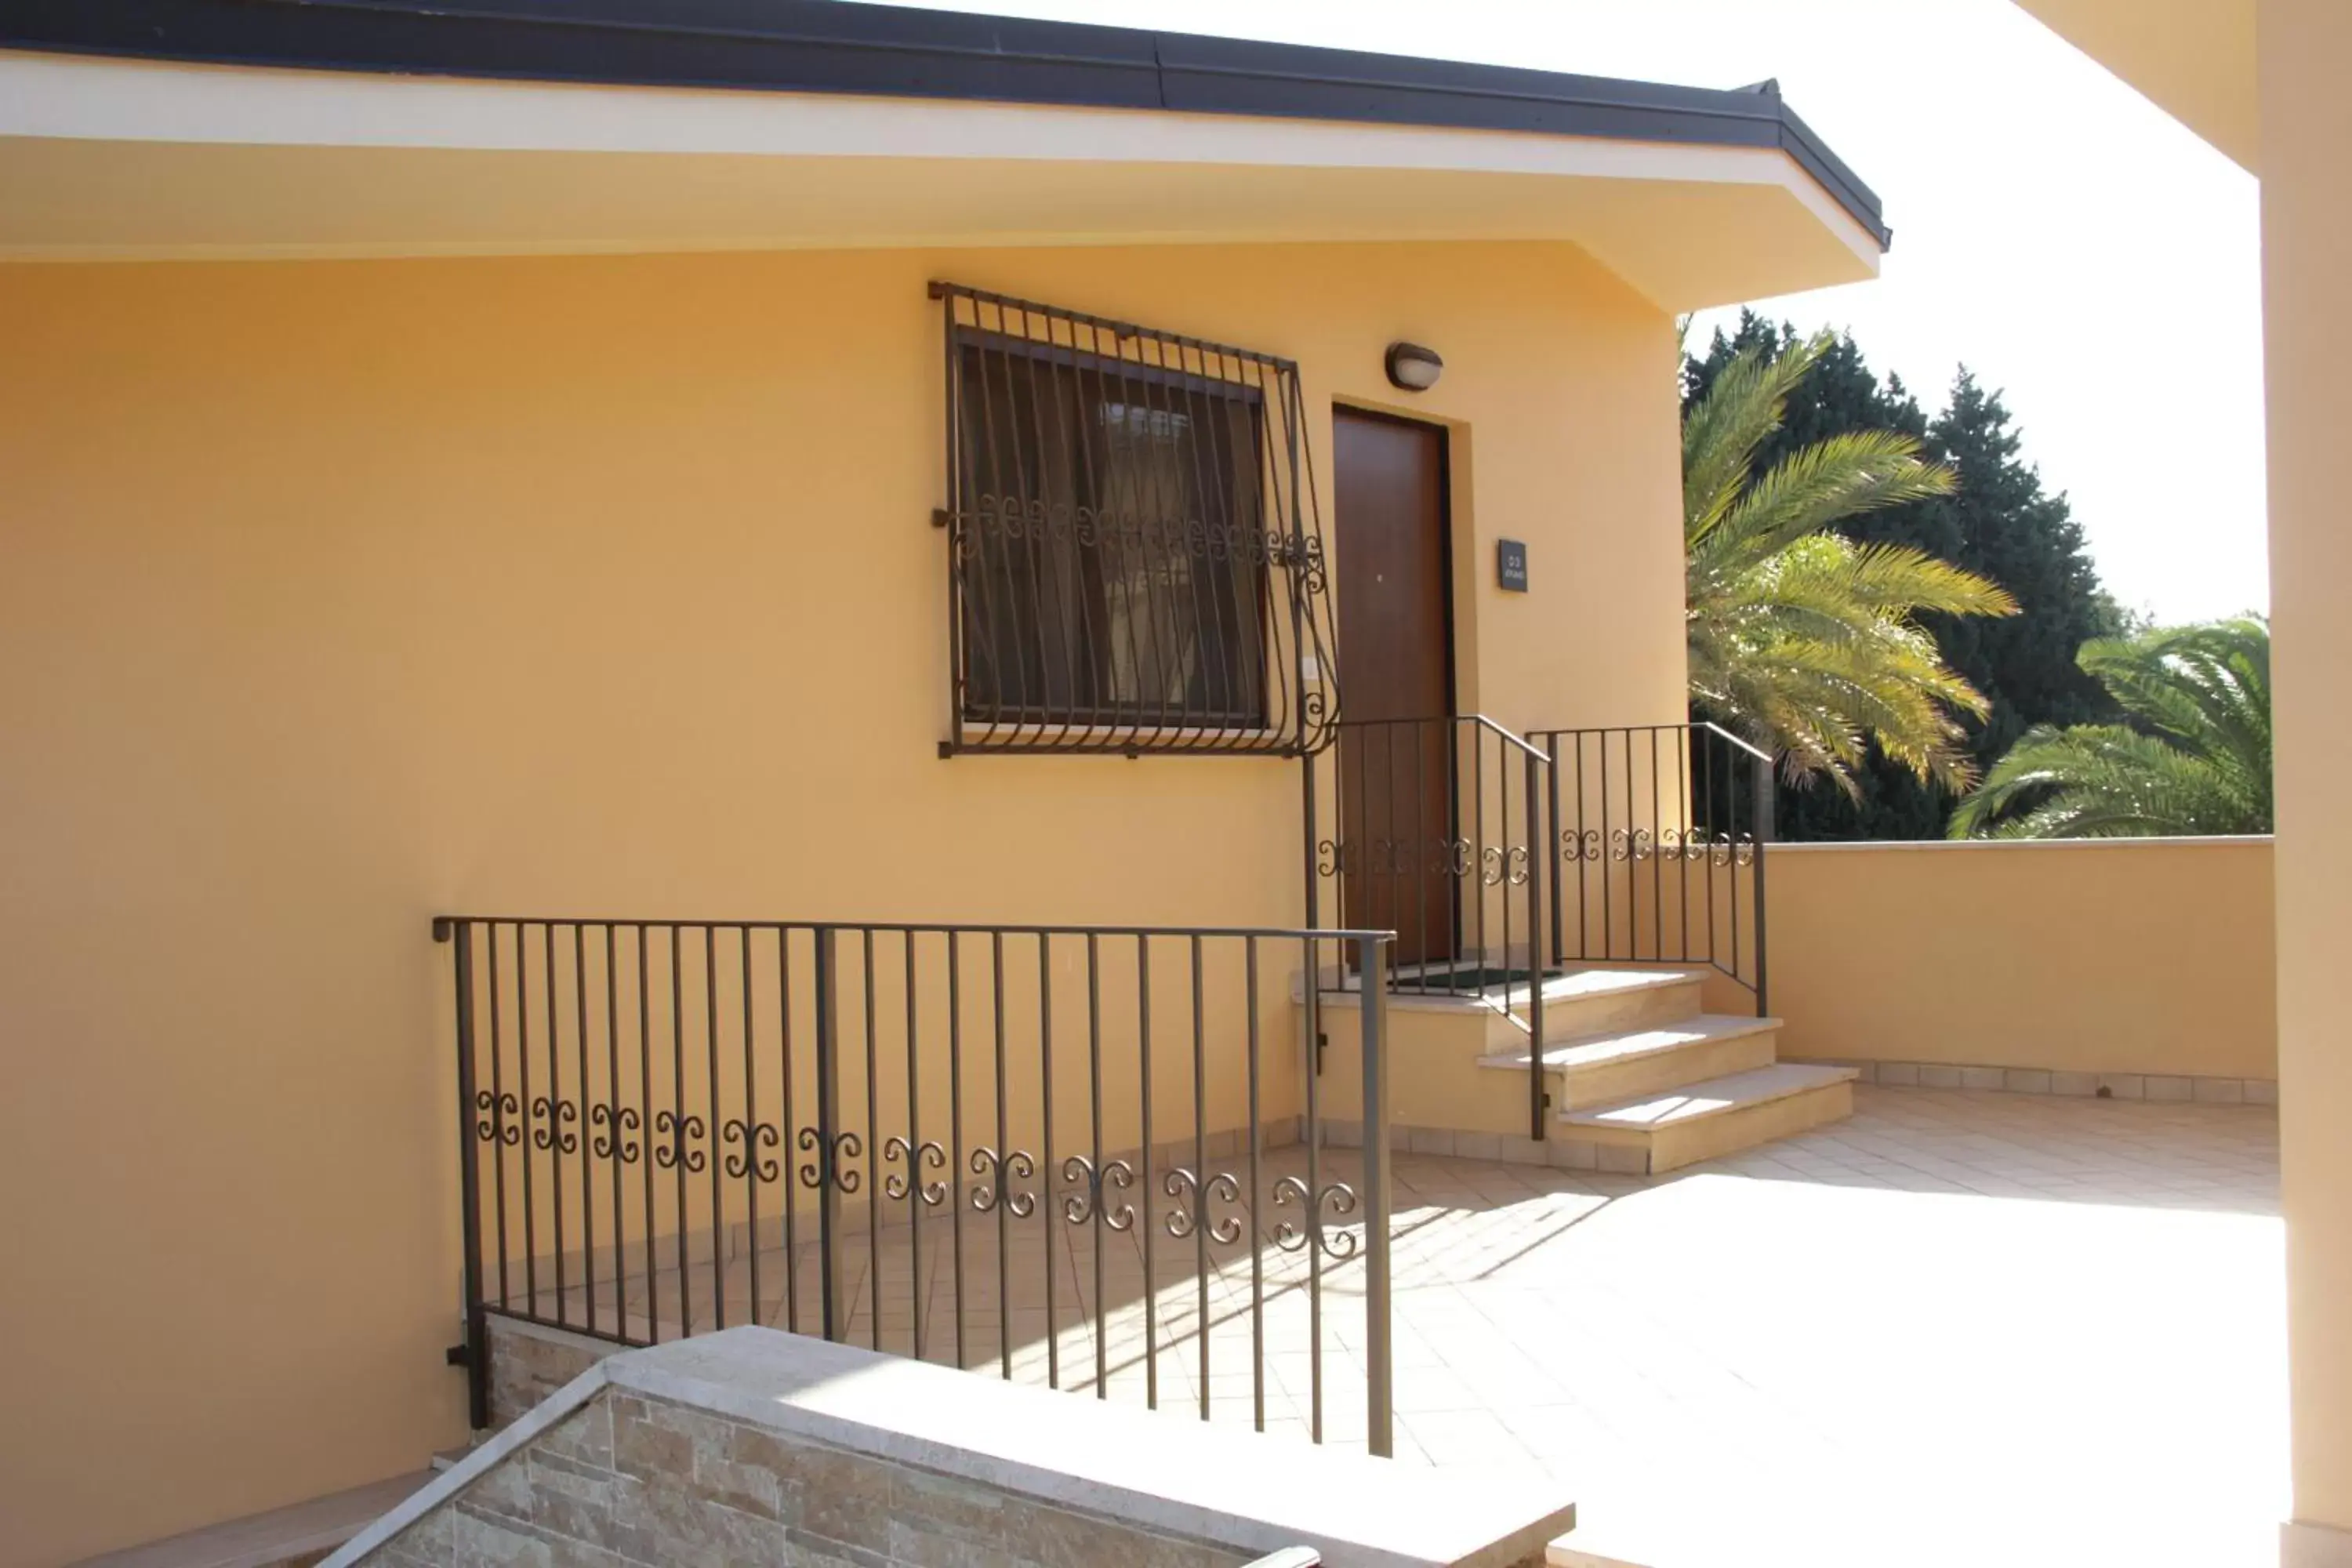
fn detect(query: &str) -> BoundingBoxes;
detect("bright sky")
[887,0,2270,624]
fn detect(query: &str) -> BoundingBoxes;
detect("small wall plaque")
[1497,539,1530,593]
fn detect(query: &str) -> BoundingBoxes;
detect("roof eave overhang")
[0,0,1891,250]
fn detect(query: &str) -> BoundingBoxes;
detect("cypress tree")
[1682,313,2125,839]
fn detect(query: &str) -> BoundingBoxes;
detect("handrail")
[435,917,1392,942]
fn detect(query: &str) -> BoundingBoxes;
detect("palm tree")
[1947,616,2270,838]
[1685,332,2018,795]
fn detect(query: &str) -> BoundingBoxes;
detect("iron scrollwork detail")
[590,1103,641,1163]
[530,1095,579,1155]
[474,1089,522,1146]
[1061,1155,1136,1231]
[652,1110,706,1173]
[722,1117,782,1181]
[1271,1176,1359,1260]
[796,1127,863,1193]
[884,1137,949,1206]
[1561,828,1603,865]
[1163,1168,1244,1244]
[969,1148,1037,1216]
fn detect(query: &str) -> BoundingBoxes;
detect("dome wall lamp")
[1384,342,1443,392]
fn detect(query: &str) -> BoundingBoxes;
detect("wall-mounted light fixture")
[1384,341,1443,393]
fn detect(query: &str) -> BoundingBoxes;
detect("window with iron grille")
[933,283,1339,756]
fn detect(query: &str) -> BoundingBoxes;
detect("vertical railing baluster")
[779,927,798,1335]
[669,926,688,1341]
[905,929,924,1362]
[814,926,843,1343]
[1305,934,1324,1445]
[445,919,490,1430]
[706,927,724,1331]
[741,927,759,1334]
[1139,934,1156,1410]
[637,927,656,1338]
[518,924,538,1316]
[1247,936,1265,1433]
[488,924,510,1313]
[1192,934,1210,1421]
[989,931,1012,1379]
[576,925,593,1336]
[1525,747,1546,1142]
[1358,934,1394,1460]
[863,929,880,1352]
[1040,932,1058,1391]
[546,923,565,1327]
[604,924,623,1339]
[1087,932,1106,1399]
[949,929,966,1372]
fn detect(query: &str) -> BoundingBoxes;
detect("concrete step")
[1480,1013,1782,1109]
[1513,965,1706,1043]
[68,1471,432,1568]
[1552,1062,1858,1175]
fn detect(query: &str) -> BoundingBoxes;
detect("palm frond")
[1949,617,2272,838]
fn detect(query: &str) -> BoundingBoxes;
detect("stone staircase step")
[68,1471,432,1568]
[1480,1013,1782,1109]
[1512,965,1706,1042]
[1552,1062,1859,1175]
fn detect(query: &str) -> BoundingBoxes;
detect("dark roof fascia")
[0,0,1889,249]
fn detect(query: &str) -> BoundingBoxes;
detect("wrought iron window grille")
[931,281,1341,757]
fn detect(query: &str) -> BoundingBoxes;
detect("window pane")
[957,340,1268,730]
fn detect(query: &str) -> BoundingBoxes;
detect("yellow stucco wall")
[0,239,1686,1564]
[1767,839,2278,1080]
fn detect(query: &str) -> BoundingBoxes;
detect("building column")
[2263,2,2352,1561]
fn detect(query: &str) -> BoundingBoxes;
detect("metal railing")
[1314,716,1548,1138]
[434,916,1396,1457]
[1529,723,1774,1013]
[932,282,1341,757]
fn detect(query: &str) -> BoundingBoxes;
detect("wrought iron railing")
[932,282,1340,757]
[1529,723,1774,1012]
[434,916,1397,1457]
[1314,716,1549,1136]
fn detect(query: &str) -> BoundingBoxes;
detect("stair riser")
[1559,1029,1779,1109]
[1557,1080,1854,1175]
[1523,978,1704,1044]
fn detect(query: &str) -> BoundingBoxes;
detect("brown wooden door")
[1333,410,1454,968]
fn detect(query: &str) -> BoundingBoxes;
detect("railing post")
[814,925,846,1341]
[1751,761,1775,1018]
[1523,748,1546,1142]
[1356,933,1394,1460]
[443,918,491,1431]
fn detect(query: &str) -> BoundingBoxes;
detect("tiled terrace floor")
[528,1085,2285,1568]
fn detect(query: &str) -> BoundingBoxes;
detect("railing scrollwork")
[968,1147,1037,1217]
[1061,1154,1136,1231]
[1272,1176,1359,1261]
[884,1136,949,1206]
[1163,1167,1244,1244]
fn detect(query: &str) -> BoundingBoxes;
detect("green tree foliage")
[1684,332,2016,793]
[1683,313,2130,838]
[1949,616,2270,837]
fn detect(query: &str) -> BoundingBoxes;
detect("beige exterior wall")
[2258,0,2352,1543]
[1766,839,2277,1080]
[0,238,1687,1564]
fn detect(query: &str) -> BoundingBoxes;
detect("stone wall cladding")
[357,1389,1247,1568]
[486,1318,621,1429]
